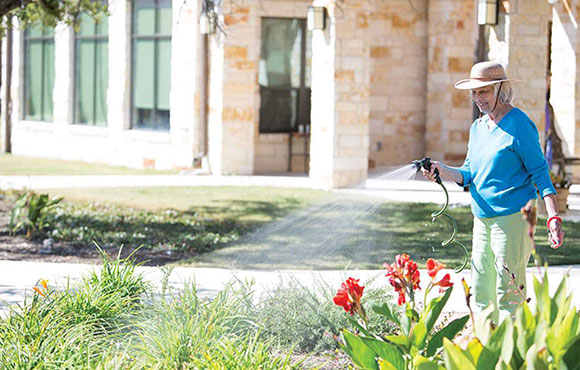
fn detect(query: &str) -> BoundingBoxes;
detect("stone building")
[1,0,579,188]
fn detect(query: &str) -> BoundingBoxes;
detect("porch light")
[200,10,216,34]
[307,6,327,31]
[477,0,498,25]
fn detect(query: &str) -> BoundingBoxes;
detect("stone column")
[551,1,579,178]
[309,0,371,189]
[208,5,256,175]
[498,0,550,130]
[52,23,74,125]
[425,0,477,166]
[169,0,198,168]
[107,0,131,132]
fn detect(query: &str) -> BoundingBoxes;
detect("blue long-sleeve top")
[457,108,556,218]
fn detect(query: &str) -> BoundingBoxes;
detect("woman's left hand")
[548,218,564,249]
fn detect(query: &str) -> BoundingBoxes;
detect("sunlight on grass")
[0,154,178,175]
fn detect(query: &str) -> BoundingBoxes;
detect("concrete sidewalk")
[2,259,579,317]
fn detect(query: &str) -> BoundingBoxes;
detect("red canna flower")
[333,277,365,316]
[385,254,421,305]
[433,273,453,293]
[426,258,446,279]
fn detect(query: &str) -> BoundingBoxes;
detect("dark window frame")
[130,0,172,131]
[259,17,311,134]
[73,15,109,126]
[23,26,54,122]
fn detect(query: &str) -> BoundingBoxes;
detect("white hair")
[492,82,514,104]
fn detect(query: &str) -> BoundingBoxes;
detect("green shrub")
[9,191,62,239]
[255,274,397,353]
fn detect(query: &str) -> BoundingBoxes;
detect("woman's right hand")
[421,160,442,183]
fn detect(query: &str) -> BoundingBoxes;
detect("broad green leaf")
[525,343,549,370]
[414,355,445,370]
[401,304,411,336]
[515,302,535,358]
[546,307,578,361]
[562,334,580,370]
[494,359,513,370]
[465,338,484,364]
[443,338,477,370]
[533,274,552,324]
[348,316,371,337]
[486,317,513,364]
[474,304,496,343]
[385,335,411,350]
[379,360,398,370]
[372,301,401,327]
[411,320,428,350]
[426,314,469,357]
[342,330,379,370]
[476,346,500,370]
[424,287,453,335]
[552,275,568,308]
[359,336,405,370]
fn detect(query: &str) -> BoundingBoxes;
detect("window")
[259,18,312,133]
[131,0,172,131]
[23,24,55,121]
[74,13,109,126]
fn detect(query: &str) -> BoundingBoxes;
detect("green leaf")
[342,330,379,370]
[474,304,496,343]
[443,338,477,370]
[486,319,513,364]
[552,275,568,308]
[371,301,401,327]
[525,343,549,370]
[426,314,469,357]
[515,301,535,359]
[414,355,445,370]
[379,360,398,370]
[546,306,578,361]
[424,286,453,335]
[411,320,428,350]
[385,335,411,350]
[562,334,580,370]
[359,337,405,370]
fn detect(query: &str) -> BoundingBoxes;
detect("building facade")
[1,0,580,188]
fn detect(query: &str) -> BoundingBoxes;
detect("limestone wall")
[425,0,477,166]
[368,0,428,168]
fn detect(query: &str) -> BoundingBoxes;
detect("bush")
[255,274,397,353]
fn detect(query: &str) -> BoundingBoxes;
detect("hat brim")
[454,78,516,90]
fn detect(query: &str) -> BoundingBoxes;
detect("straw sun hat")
[454,61,517,90]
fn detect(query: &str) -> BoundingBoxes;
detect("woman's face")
[471,86,497,113]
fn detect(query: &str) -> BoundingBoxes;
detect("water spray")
[412,157,468,272]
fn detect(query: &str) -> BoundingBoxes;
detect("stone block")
[370,46,390,58]
[224,46,247,60]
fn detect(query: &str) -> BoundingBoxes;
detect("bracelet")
[547,215,562,229]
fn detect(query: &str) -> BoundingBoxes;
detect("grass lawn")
[0,154,178,175]
[28,186,580,269]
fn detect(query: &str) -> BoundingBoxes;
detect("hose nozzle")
[412,157,442,184]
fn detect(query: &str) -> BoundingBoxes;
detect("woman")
[422,61,564,322]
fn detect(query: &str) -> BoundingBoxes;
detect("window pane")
[134,39,155,108]
[259,19,302,88]
[25,41,43,120]
[259,87,297,133]
[79,12,95,36]
[135,0,156,35]
[42,41,55,121]
[94,40,108,126]
[95,14,109,36]
[158,0,172,35]
[156,39,171,110]
[77,40,96,124]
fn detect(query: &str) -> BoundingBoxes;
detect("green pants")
[471,211,533,323]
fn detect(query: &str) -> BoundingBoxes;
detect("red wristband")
[547,216,562,228]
